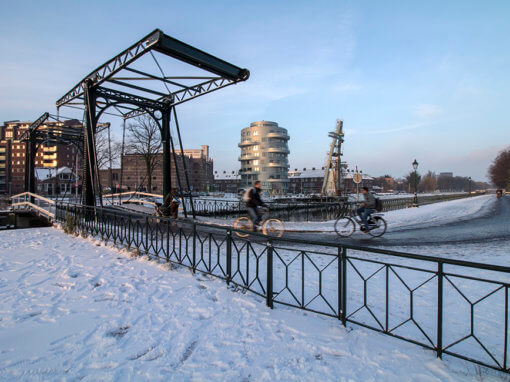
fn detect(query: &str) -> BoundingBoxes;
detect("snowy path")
[0,228,505,381]
[282,195,510,250]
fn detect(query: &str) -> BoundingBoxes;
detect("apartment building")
[0,120,77,194]
[238,121,290,195]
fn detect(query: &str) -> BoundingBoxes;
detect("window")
[253,130,258,136]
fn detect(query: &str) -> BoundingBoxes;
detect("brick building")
[118,145,213,193]
[0,120,79,194]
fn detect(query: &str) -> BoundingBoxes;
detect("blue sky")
[1,0,508,181]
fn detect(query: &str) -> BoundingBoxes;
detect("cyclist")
[156,188,180,218]
[244,180,267,231]
[357,186,376,232]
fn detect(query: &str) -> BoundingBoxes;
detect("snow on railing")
[10,192,55,219]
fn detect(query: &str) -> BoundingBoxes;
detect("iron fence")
[184,193,475,220]
[55,202,509,373]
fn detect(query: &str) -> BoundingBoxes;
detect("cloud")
[331,82,361,93]
[415,104,442,118]
[346,121,433,137]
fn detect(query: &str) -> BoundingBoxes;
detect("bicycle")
[233,207,284,238]
[334,208,387,238]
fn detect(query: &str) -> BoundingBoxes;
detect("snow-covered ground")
[0,227,507,381]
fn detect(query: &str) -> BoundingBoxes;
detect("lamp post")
[468,176,472,194]
[412,159,419,207]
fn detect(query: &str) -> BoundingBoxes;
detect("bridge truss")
[55,29,249,213]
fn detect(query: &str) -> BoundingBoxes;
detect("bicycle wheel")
[262,219,284,238]
[334,217,355,237]
[233,217,253,237]
[368,216,387,237]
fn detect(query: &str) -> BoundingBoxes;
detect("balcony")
[267,178,290,182]
[238,140,256,147]
[266,133,289,140]
[240,169,260,175]
[266,147,290,154]
[238,155,257,161]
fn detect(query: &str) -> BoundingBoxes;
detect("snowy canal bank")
[0,226,508,380]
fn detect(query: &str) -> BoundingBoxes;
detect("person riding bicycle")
[157,188,180,218]
[357,186,376,232]
[244,180,267,230]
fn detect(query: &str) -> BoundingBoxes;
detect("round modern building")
[238,121,290,195]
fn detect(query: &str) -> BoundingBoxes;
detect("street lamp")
[468,176,472,194]
[412,159,419,207]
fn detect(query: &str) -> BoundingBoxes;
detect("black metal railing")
[55,202,509,373]
[184,193,476,220]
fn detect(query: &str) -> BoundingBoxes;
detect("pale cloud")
[331,82,361,93]
[346,121,433,137]
[415,104,442,118]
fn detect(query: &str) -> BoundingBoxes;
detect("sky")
[0,0,509,181]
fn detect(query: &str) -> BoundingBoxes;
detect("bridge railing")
[98,191,475,220]
[55,202,510,373]
[10,192,55,219]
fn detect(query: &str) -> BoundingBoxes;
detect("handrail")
[103,191,162,199]
[11,192,55,205]
[122,198,157,206]
[11,202,55,219]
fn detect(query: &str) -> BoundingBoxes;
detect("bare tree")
[488,147,510,189]
[126,115,162,192]
[419,171,437,193]
[95,127,121,170]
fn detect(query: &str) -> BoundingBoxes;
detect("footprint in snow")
[180,340,198,364]
[107,325,130,338]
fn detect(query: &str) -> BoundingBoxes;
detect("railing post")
[340,246,347,326]
[127,216,131,249]
[145,216,149,255]
[192,222,197,273]
[505,287,508,371]
[166,219,170,262]
[437,261,443,359]
[266,241,274,309]
[226,230,232,285]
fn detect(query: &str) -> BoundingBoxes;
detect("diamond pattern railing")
[55,202,510,374]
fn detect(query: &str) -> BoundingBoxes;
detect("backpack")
[243,187,253,203]
[375,197,383,212]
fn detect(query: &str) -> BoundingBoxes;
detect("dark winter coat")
[363,192,376,209]
[246,187,266,208]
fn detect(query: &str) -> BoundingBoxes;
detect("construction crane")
[321,120,345,196]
